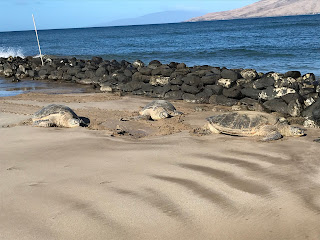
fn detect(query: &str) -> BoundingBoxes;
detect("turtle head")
[289,126,305,137]
[150,107,169,120]
[67,118,81,128]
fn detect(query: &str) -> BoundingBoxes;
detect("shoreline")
[1,55,320,128]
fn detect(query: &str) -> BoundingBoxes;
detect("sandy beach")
[1,92,320,240]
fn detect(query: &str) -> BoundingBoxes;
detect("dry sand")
[1,92,320,240]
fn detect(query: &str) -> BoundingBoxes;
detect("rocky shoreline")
[1,55,320,127]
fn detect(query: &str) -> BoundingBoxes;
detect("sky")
[0,0,259,32]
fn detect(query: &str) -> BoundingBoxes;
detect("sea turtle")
[205,111,304,141]
[139,100,183,120]
[32,104,81,128]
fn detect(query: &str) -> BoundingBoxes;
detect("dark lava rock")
[201,74,221,85]
[85,70,96,79]
[221,69,241,81]
[151,67,162,76]
[148,60,162,69]
[252,77,275,89]
[121,81,143,92]
[170,85,180,91]
[139,67,152,76]
[181,83,200,94]
[302,98,320,119]
[281,93,303,104]
[287,99,303,117]
[176,63,186,69]
[182,75,201,87]
[241,88,262,100]
[141,83,154,93]
[183,93,198,103]
[171,68,190,77]
[299,87,315,96]
[195,90,211,104]
[222,85,242,99]
[169,77,183,85]
[132,72,143,82]
[67,67,82,76]
[211,67,221,75]
[161,67,174,77]
[206,85,223,95]
[284,71,301,79]
[263,98,288,115]
[124,69,133,77]
[96,67,107,77]
[209,95,238,106]
[92,57,103,65]
[164,90,183,100]
[239,98,265,112]
[168,62,179,68]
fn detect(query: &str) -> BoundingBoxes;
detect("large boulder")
[252,77,274,89]
[259,87,296,101]
[203,85,222,95]
[287,99,303,117]
[183,93,198,103]
[164,90,183,100]
[149,76,170,86]
[132,60,144,69]
[240,69,258,80]
[302,98,320,120]
[263,98,288,115]
[182,75,202,87]
[217,78,236,89]
[181,83,200,94]
[241,88,262,100]
[138,67,152,75]
[222,85,242,99]
[221,69,240,81]
[239,98,265,112]
[284,71,301,79]
[209,95,238,106]
[201,74,221,85]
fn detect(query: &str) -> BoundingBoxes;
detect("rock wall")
[1,56,319,126]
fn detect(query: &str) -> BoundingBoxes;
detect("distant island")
[97,10,206,27]
[187,0,320,22]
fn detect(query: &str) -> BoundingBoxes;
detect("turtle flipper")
[33,119,55,127]
[261,131,283,142]
[313,138,320,143]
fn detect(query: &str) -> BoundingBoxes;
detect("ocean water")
[0,15,319,84]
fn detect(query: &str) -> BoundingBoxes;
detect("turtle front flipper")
[33,119,55,127]
[261,131,283,142]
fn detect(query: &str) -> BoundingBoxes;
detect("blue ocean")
[0,14,319,95]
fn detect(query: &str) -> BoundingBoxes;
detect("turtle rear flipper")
[261,131,283,142]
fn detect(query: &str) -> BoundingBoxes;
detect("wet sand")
[1,92,320,240]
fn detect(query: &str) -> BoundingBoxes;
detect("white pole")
[32,14,44,66]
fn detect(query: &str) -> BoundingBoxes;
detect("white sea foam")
[0,47,25,58]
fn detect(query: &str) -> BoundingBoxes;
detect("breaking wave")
[0,47,25,58]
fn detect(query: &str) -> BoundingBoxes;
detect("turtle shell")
[206,111,278,136]
[142,100,176,112]
[33,104,79,119]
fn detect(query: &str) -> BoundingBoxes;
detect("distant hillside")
[187,0,320,22]
[98,10,206,27]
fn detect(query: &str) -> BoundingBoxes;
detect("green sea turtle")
[205,111,304,141]
[32,104,81,128]
[139,100,183,120]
